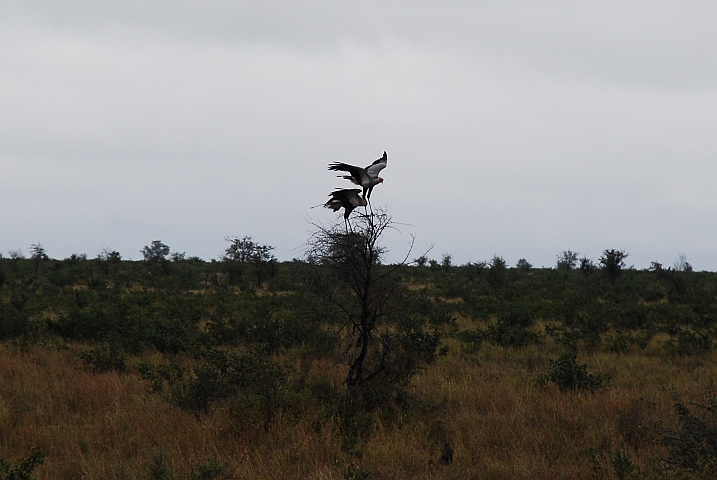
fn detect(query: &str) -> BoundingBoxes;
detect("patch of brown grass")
[1,342,715,479]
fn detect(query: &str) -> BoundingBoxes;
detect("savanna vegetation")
[2,222,717,479]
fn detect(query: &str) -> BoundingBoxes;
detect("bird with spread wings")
[323,188,367,230]
[328,151,387,203]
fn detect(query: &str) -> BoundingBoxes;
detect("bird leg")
[361,192,372,215]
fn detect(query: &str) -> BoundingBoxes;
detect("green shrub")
[139,348,288,419]
[0,302,31,340]
[493,306,540,346]
[428,299,457,328]
[538,351,604,391]
[603,332,651,353]
[600,249,628,283]
[353,312,443,390]
[488,255,507,289]
[0,449,44,480]
[559,309,608,348]
[658,396,717,479]
[457,328,485,354]
[189,458,228,480]
[459,308,539,350]
[610,450,638,480]
[667,329,713,356]
[78,344,127,373]
[146,451,173,480]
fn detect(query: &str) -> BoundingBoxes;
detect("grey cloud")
[1,2,716,268]
[4,1,716,89]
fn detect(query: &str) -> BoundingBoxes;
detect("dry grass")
[1,341,715,479]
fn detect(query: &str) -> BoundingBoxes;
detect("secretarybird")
[323,188,367,230]
[328,151,387,204]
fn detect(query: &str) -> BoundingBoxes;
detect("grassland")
[1,253,717,479]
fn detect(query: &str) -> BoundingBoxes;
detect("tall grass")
[2,341,716,479]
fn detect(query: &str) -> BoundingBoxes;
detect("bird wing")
[328,188,362,198]
[324,197,343,212]
[328,163,368,185]
[325,189,364,215]
[343,189,365,208]
[365,151,387,179]
[328,189,364,207]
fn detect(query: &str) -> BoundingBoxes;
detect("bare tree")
[674,254,693,273]
[8,250,25,260]
[305,209,437,388]
[413,255,428,267]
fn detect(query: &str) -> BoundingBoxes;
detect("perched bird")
[328,151,388,201]
[324,188,367,228]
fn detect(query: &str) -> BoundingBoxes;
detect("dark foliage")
[304,210,437,388]
[556,250,579,271]
[79,344,127,373]
[658,396,717,478]
[515,258,532,271]
[487,255,507,289]
[538,351,605,391]
[3,248,717,361]
[223,236,277,287]
[141,240,170,263]
[0,297,32,340]
[600,249,629,283]
[459,306,539,350]
[139,347,287,418]
[5,239,717,473]
[0,449,44,480]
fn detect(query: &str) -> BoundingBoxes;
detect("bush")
[0,449,44,480]
[516,258,532,271]
[610,450,638,480]
[189,458,228,480]
[538,351,604,391]
[457,328,485,354]
[139,348,288,420]
[600,249,628,283]
[556,250,578,271]
[0,301,31,340]
[78,344,127,373]
[384,323,442,385]
[145,453,228,480]
[458,309,539,352]
[558,309,608,348]
[659,396,717,479]
[603,332,650,353]
[488,255,507,289]
[485,309,539,347]
[667,329,713,356]
[579,257,596,276]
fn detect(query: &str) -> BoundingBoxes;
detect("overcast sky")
[1,2,716,269]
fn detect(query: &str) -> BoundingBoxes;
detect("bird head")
[378,177,384,184]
